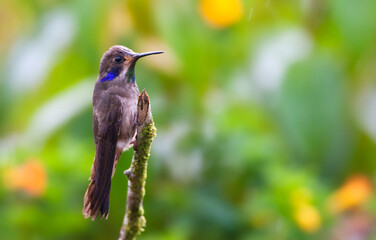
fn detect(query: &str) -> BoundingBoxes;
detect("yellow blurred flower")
[290,188,321,233]
[329,175,373,214]
[199,0,243,28]
[293,204,321,233]
[3,160,47,197]
[290,187,313,208]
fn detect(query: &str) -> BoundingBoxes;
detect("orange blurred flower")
[329,175,373,214]
[199,0,243,28]
[293,204,321,233]
[3,160,47,197]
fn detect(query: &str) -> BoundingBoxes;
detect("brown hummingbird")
[83,45,163,220]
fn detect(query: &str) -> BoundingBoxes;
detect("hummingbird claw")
[124,169,131,178]
[133,114,139,125]
[130,140,137,150]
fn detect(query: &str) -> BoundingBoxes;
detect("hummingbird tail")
[83,153,114,220]
[83,153,120,220]
[83,120,121,220]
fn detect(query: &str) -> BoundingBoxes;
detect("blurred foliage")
[1,0,376,239]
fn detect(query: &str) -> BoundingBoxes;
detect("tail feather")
[83,154,114,220]
[83,119,120,219]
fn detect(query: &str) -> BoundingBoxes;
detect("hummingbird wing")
[83,94,122,220]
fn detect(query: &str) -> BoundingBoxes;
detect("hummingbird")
[83,45,163,220]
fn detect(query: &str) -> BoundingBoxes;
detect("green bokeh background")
[1,0,376,239]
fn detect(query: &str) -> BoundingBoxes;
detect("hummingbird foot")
[130,140,137,150]
[124,169,131,178]
[133,114,139,125]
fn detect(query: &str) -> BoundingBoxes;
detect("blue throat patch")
[101,67,122,82]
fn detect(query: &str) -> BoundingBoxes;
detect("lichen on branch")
[118,90,156,240]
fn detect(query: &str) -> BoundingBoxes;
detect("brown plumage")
[83,46,163,220]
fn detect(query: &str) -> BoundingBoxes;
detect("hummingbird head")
[98,45,163,83]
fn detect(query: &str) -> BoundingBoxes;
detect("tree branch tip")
[136,91,151,127]
[119,88,155,240]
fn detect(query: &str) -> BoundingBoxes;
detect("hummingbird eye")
[114,56,123,63]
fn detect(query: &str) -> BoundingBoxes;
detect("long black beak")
[135,51,164,59]
[126,51,164,81]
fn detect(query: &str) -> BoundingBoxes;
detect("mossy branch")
[118,90,156,240]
